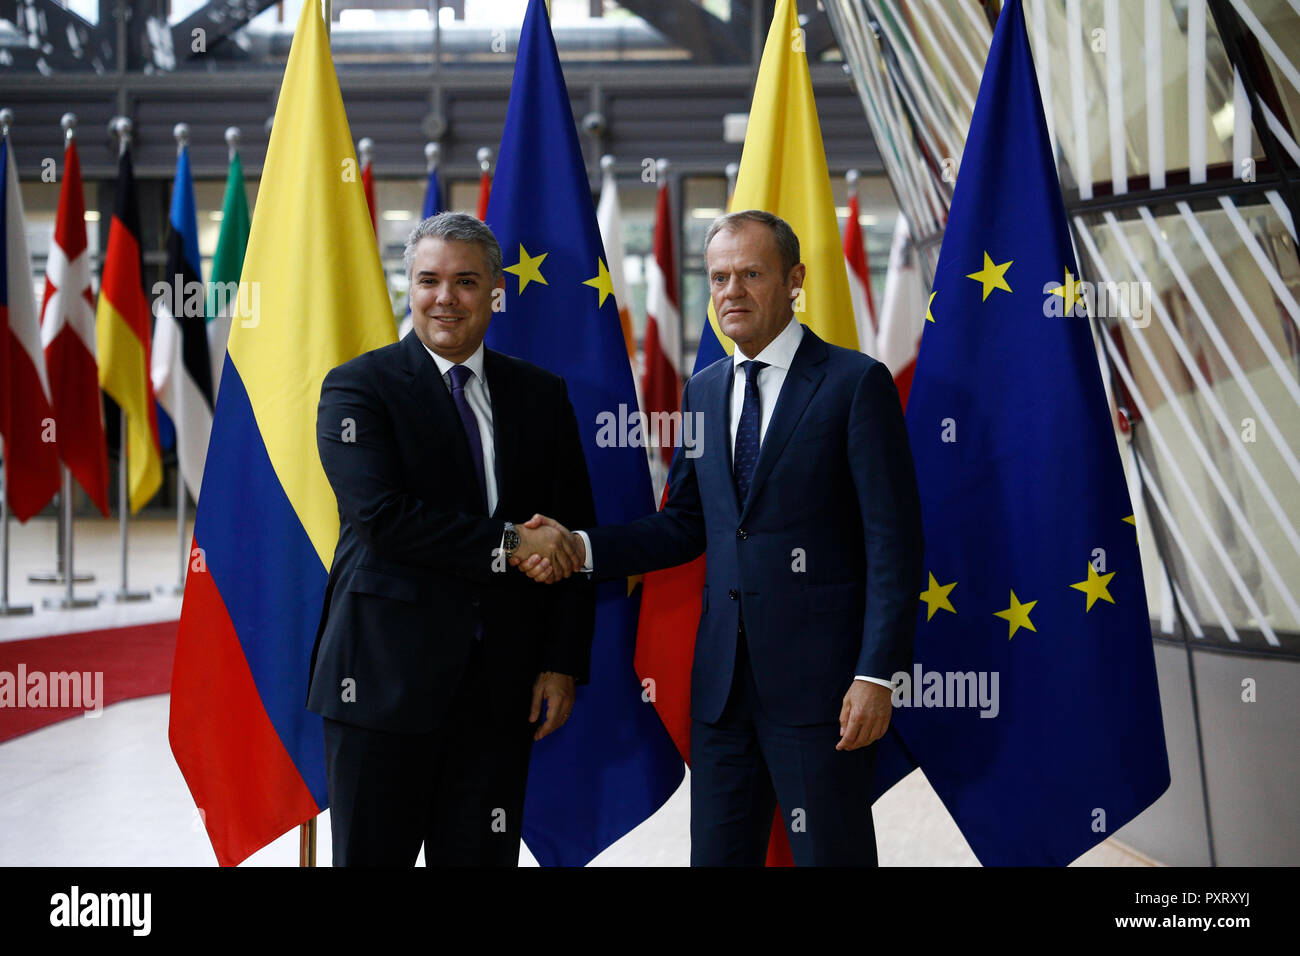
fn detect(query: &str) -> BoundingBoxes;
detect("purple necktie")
[447,364,488,514]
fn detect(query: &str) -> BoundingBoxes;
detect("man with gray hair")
[518,209,924,866]
[309,211,593,865]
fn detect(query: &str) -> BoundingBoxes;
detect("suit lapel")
[398,332,483,513]
[483,349,519,518]
[739,326,828,523]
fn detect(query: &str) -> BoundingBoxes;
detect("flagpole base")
[0,602,34,616]
[27,571,96,584]
[108,589,152,603]
[43,595,100,610]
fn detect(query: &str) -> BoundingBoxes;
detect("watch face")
[504,526,520,552]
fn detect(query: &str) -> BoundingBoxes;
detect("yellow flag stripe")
[96,299,162,512]
[709,0,859,354]
[225,0,396,570]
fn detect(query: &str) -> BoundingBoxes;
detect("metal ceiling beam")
[0,0,114,71]
[166,0,279,64]
[614,0,748,65]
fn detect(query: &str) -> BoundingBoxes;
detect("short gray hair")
[404,211,503,280]
[704,209,801,276]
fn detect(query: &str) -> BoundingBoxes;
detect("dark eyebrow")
[415,269,482,279]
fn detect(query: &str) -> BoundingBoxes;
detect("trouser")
[689,626,879,866]
[322,641,535,866]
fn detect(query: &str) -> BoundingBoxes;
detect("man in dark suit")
[308,211,592,866]
[518,210,923,866]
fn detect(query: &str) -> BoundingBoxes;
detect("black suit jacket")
[307,331,596,733]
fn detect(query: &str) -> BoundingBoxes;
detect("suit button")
[736,528,749,540]
[471,596,481,607]
[728,589,739,600]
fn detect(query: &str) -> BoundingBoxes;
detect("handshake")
[509,515,586,583]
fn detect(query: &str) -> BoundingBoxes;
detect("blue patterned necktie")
[733,359,767,505]
[447,363,488,514]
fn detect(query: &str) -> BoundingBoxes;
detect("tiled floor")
[0,515,1155,866]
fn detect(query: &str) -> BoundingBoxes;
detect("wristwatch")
[503,521,520,556]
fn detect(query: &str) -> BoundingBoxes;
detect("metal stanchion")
[0,463,33,616]
[110,406,150,604]
[25,495,94,585]
[44,467,98,609]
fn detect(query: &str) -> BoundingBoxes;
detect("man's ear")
[789,262,807,295]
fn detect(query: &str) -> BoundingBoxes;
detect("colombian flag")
[95,145,162,514]
[168,0,395,867]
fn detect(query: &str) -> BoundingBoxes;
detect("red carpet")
[0,619,178,743]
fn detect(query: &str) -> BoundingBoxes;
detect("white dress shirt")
[421,340,505,553]
[727,314,805,458]
[578,317,894,691]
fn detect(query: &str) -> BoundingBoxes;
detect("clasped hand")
[510,514,585,583]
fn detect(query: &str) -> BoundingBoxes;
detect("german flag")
[96,145,161,513]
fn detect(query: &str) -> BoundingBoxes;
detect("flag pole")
[298,817,317,866]
[108,117,149,604]
[25,114,94,589]
[0,453,33,617]
[0,112,32,617]
[300,0,331,865]
[45,467,98,609]
[23,499,68,584]
[162,123,190,598]
[46,116,97,609]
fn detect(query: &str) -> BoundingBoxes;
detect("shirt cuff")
[575,530,593,573]
[854,675,894,689]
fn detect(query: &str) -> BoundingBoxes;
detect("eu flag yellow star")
[1070,563,1116,611]
[919,572,957,621]
[1049,268,1084,315]
[926,290,937,323]
[966,252,1013,301]
[504,244,548,293]
[994,589,1037,639]
[583,258,615,308]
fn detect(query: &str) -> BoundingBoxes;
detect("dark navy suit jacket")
[587,324,923,727]
[307,332,596,734]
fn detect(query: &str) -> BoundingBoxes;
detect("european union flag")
[421,163,442,220]
[485,0,684,866]
[874,0,1170,864]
